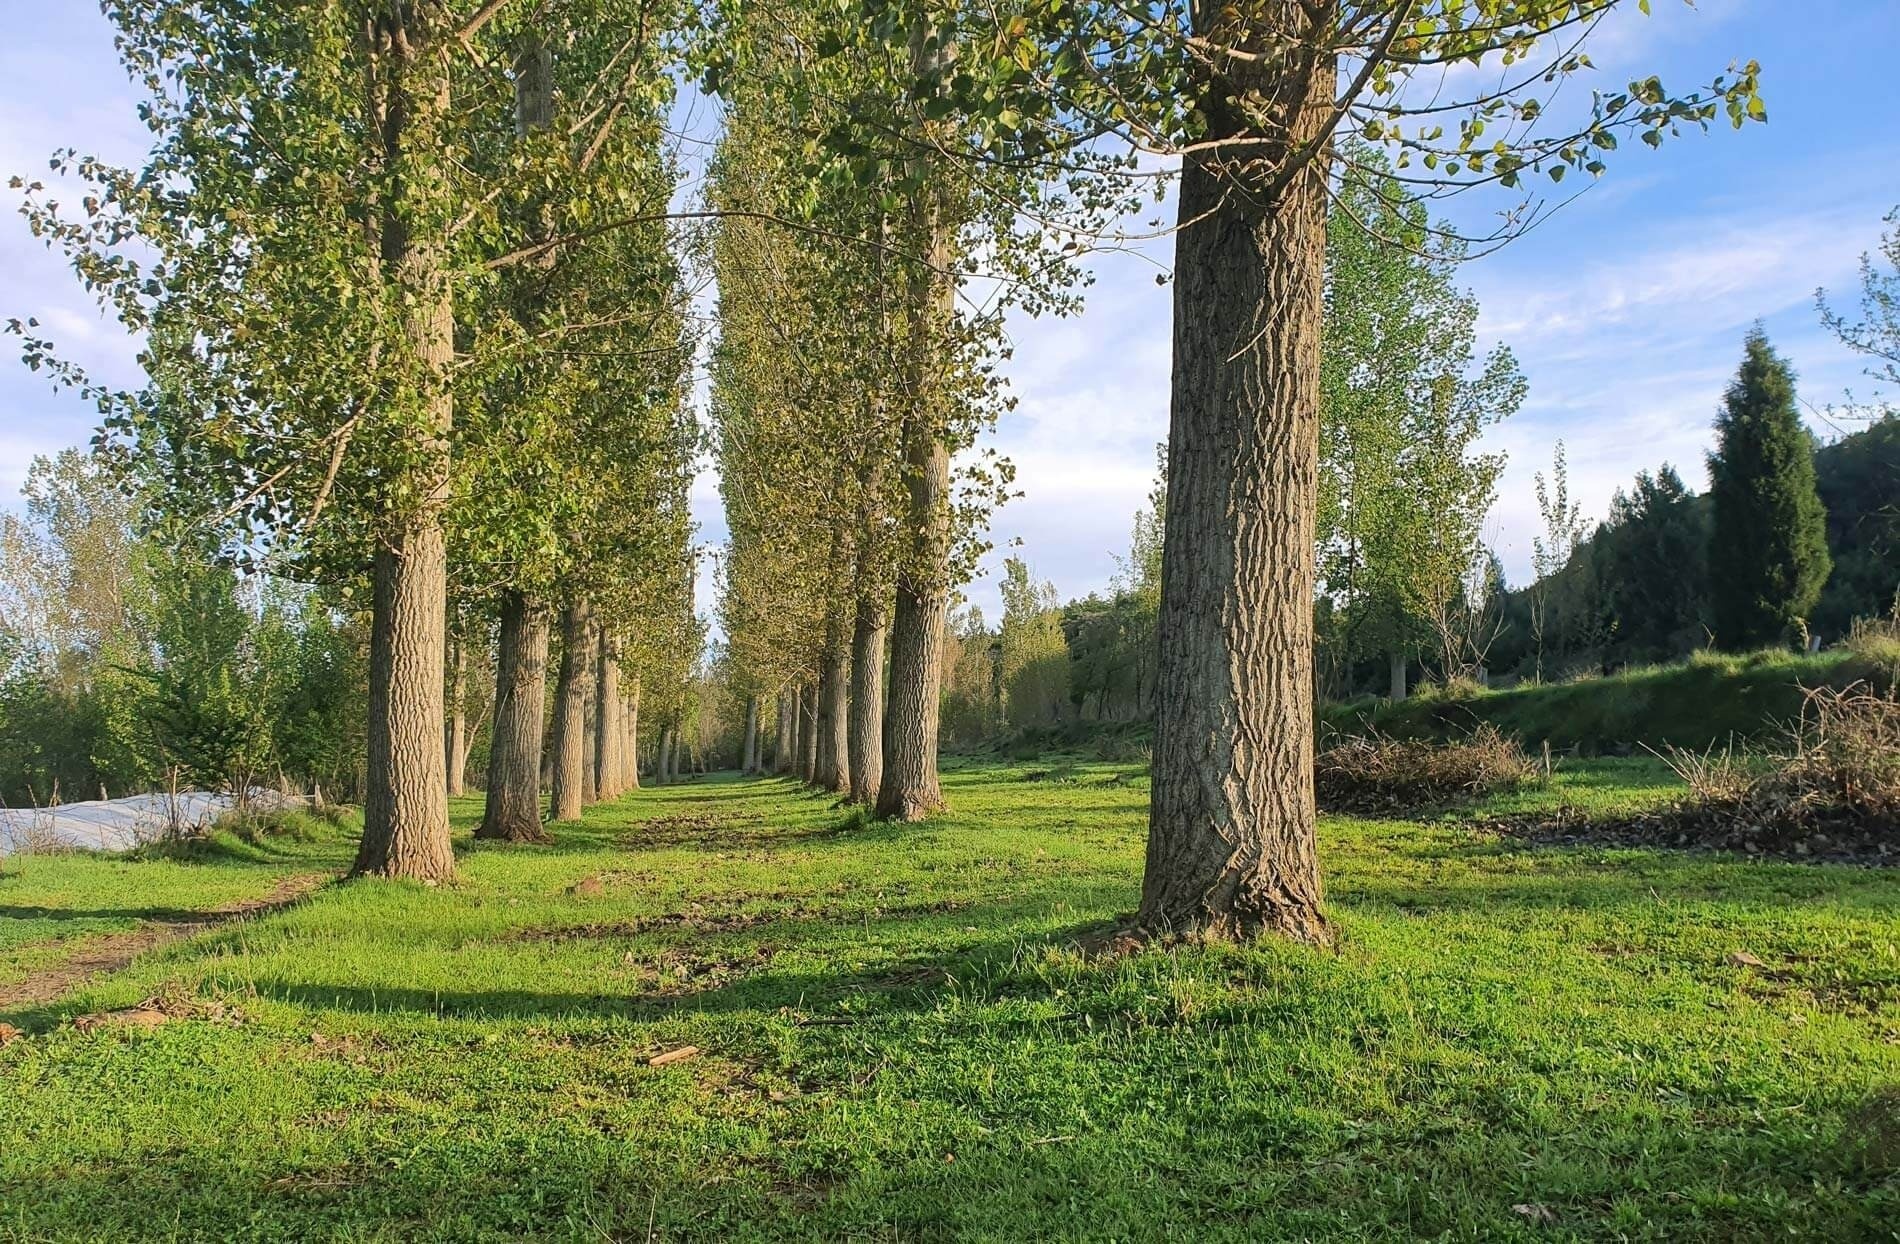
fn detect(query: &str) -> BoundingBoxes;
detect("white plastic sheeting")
[0,791,277,856]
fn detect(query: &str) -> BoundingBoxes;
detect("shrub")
[215,800,360,845]
[1844,614,1900,674]
[1316,724,1534,812]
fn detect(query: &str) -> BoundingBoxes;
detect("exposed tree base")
[873,788,944,823]
[1135,902,1333,948]
[472,820,553,846]
[1082,899,1333,957]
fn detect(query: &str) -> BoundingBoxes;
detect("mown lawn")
[1,760,1895,1241]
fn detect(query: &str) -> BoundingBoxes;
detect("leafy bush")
[1316,724,1534,812]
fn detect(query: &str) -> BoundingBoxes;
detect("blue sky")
[4,2,1896,626]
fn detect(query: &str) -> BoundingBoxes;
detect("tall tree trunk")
[774,691,794,774]
[850,205,895,808]
[797,684,819,784]
[445,635,467,796]
[579,622,598,806]
[1388,651,1408,702]
[595,634,623,800]
[847,593,888,805]
[788,686,803,780]
[548,599,595,821]
[355,13,453,881]
[1137,3,1335,944]
[742,695,761,774]
[358,538,455,879]
[815,612,852,793]
[622,678,641,791]
[478,592,550,842]
[876,30,957,821]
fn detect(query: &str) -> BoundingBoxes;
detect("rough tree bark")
[1388,651,1408,702]
[595,633,623,801]
[787,686,803,780]
[847,593,888,805]
[797,684,819,784]
[650,723,667,785]
[579,621,598,806]
[1136,2,1336,944]
[876,27,957,821]
[354,9,454,882]
[815,612,852,793]
[548,599,596,821]
[477,592,550,842]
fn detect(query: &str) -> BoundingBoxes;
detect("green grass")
[1,763,1896,1241]
[1323,647,1897,754]
[0,811,357,993]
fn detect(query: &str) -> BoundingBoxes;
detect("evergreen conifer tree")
[1707,331,1831,648]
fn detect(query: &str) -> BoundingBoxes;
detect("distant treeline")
[1478,414,1894,685]
[0,453,368,807]
[941,411,1896,747]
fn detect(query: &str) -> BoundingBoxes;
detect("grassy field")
[1,759,1896,1241]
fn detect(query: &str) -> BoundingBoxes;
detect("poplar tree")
[703,1,1079,815]
[17,0,696,877]
[1317,158,1522,698]
[865,0,1763,940]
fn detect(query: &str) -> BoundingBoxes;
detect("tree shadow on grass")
[3,878,1116,1031]
[481,801,938,858]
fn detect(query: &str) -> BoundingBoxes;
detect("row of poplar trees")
[26,0,1763,944]
[22,2,702,879]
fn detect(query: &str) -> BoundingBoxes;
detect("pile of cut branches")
[1495,683,1899,864]
[1316,724,1534,814]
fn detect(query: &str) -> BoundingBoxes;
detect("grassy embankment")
[1,761,1895,1240]
[1323,646,1898,754]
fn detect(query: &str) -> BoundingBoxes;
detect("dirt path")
[0,872,332,1010]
